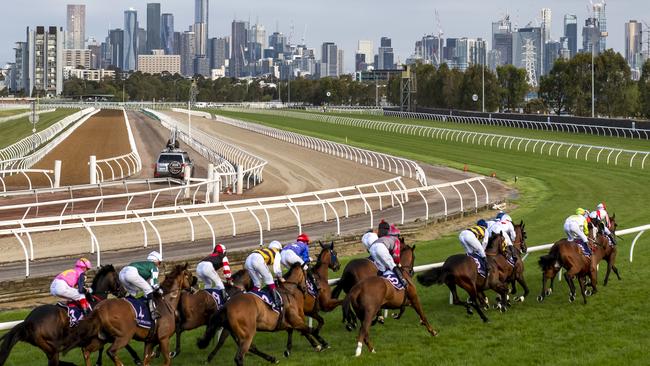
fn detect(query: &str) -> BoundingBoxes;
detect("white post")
[236,165,243,195]
[89,155,97,184]
[183,165,191,199]
[207,163,214,202]
[213,174,220,203]
[53,160,62,188]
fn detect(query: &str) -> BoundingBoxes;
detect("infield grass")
[0,109,77,149]
[0,109,28,118]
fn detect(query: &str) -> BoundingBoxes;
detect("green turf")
[0,109,78,149]
[1,109,649,365]
[0,109,28,118]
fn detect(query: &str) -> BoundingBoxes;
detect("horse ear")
[412,244,416,251]
[330,241,334,249]
[184,262,189,269]
[520,220,523,226]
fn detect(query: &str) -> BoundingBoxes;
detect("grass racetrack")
[0,109,27,118]
[0,109,77,148]
[1,109,649,365]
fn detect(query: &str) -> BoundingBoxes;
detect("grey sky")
[2,0,648,71]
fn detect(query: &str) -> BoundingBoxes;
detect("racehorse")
[507,222,529,302]
[593,214,621,286]
[341,244,438,356]
[0,265,138,366]
[197,264,320,366]
[59,264,193,366]
[284,241,341,357]
[416,234,512,322]
[170,269,252,358]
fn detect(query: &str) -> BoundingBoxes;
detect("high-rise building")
[63,49,92,69]
[194,0,209,56]
[173,31,181,55]
[444,38,459,67]
[321,42,338,78]
[138,50,181,74]
[123,9,138,71]
[268,31,287,59]
[87,43,101,69]
[625,20,644,72]
[513,27,543,86]
[456,38,486,70]
[137,28,147,55]
[544,40,562,73]
[161,14,175,55]
[210,37,229,69]
[12,41,28,92]
[377,37,394,69]
[27,26,64,96]
[541,8,552,43]
[108,29,124,68]
[356,40,373,71]
[563,15,578,58]
[593,1,607,52]
[66,4,85,49]
[337,49,345,76]
[492,15,513,66]
[146,3,161,53]
[180,31,196,76]
[230,20,248,77]
[582,18,600,54]
[415,35,443,65]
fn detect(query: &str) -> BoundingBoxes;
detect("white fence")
[0,108,95,168]
[0,169,55,191]
[226,108,650,170]
[0,108,56,125]
[92,109,142,182]
[213,114,428,186]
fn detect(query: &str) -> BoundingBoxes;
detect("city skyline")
[1,0,646,72]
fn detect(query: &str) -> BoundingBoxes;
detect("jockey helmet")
[361,232,378,250]
[501,214,512,222]
[495,211,506,220]
[147,251,162,263]
[297,233,310,243]
[269,240,283,251]
[477,219,488,228]
[213,243,226,254]
[597,203,606,210]
[389,224,401,236]
[576,208,586,216]
[75,257,92,270]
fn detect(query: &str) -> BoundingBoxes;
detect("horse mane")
[283,263,304,279]
[230,269,247,282]
[161,264,186,289]
[91,264,115,289]
[485,233,504,251]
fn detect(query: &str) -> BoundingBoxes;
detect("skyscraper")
[321,42,338,78]
[161,13,175,55]
[625,20,644,72]
[66,4,86,49]
[356,40,373,69]
[230,20,248,77]
[137,28,147,56]
[593,1,607,52]
[123,9,138,71]
[194,0,209,56]
[377,37,394,69]
[28,26,64,96]
[180,31,196,76]
[146,3,161,52]
[492,15,513,66]
[13,41,28,92]
[541,8,552,43]
[210,37,229,69]
[108,29,124,68]
[563,15,578,58]
[582,18,600,54]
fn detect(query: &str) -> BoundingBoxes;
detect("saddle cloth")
[124,296,153,329]
[306,276,318,297]
[247,289,282,313]
[57,302,84,327]
[468,253,487,278]
[381,271,405,291]
[204,289,224,309]
[573,240,592,258]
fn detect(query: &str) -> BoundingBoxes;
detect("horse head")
[609,214,617,233]
[487,233,506,255]
[91,264,124,299]
[284,263,308,293]
[400,243,416,276]
[317,240,340,272]
[161,263,193,295]
[514,220,528,254]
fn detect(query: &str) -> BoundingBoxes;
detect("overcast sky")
[2,0,648,71]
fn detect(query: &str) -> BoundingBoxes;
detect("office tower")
[492,15,513,66]
[108,29,124,68]
[87,43,101,69]
[444,38,459,67]
[457,38,485,70]
[194,0,209,56]
[337,49,344,76]
[541,8,552,42]
[321,42,338,78]
[180,31,196,76]
[625,20,644,71]
[161,14,174,55]
[63,49,92,69]
[66,4,85,49]
[123,9,138,71]
[356,40,373,71]
[563,15,578,58]
[544,40,562,73]
[378,37,394,69]
[138,50,181,74]
[582,18,600,54]
[512,27,543,86]
[230,20,248,77]
[137,28,147,55]
[27,26,64,96]
[268,31,287,58]
[146,3,161,52]
[210,37,229,69]
[13,41,28,92]
[173,31,181,54]
[593,1,607,52]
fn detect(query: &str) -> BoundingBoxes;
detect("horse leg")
[170,327,182,359]
[564,272,576,303]
[577,276,588,305]
[284,328,293,358]
[207,328,228,363]
[406,289,437,336]
[309,313,329,349]
[124,344,142,366]
[516,272,530,302]
[447,280,471,315]
[157,338,172,366]
[249,344,278,363]
[465,282,488,322]
[589,267,598,296]
[106,336,130,366]
[234,335,253,366]
[285,311,321,352]
[356,305,377,356]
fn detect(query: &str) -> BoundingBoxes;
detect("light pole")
[481,64,485,113]
[591,37,595,118]
[287,64,291,106]
[189,80,198,140]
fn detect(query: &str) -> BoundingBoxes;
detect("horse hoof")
[284,350,290,358]
[377,316,385,324]
[585,289,593,297]
[482,318,490,323]
[545,289,552,296]
[516,296,525,303]
[169,351,178,359]
[315,345,322,352]
[569,295,576,303]
[371,349,376,353]
[466,308,473,315]
[537,295,544,303]
[273,359,280,364]
[345,324,354,332]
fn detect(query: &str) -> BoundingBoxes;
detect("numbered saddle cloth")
[57,302,84,327]
[124,296,153,329]
[381,271,405,291]
[574,240,592,258]
[305,276,318,297]
[468,253,487,278]
[247,289,282,313]
[204,289,225,309]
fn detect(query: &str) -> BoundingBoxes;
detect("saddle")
[56,301,85,327]
[381,270,406,291]
[247,289,282,313]
[573,240,592,258]
[305,275,319,297]
[124,296,154,329]
[468,253,488,278]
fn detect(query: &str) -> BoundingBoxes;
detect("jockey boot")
[79,298,91,315]
[146,293,160,319]
[270,286,282,309]
[481,257,489,277]
[608,234,617,245]
[218,288,230,303]
[392,267,408,288]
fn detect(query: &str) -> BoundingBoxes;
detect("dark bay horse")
[417,234,511,322]
[0,265,133,366]
[59,264,193,366]
[341,245,438,357]
[593,214,621,286]
[170,269,252,358]
[197,264,320,366]
[508,222,529,302]
[284,241,341,357]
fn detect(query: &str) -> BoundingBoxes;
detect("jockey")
[565,209,592,256]
[50,258,92,315]
[484,214,517,262]
[119,251,162,318]
[589,203,616,244]
[245,240,283,309]
[196,243,232,301]
[361,231,378,252]
[369,222,406,287]
[281,233,319,292]
[459,220,489,276]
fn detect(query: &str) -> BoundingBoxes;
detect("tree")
[638,59,650,118]
[496,65,528,112]
[566,53,593,116]
[539,58,572,115]
[458,65,499,111]
[594,49,635,117]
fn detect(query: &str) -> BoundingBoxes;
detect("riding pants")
[119,266,154,297]
[50,279,84,301]
[459,230,487,258]
[245,253,274,289]
[280,249,305,269]
[564,221,589,244]
[196,261,225,290]
[369,243,396,273]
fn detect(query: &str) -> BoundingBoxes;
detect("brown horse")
[0,265,138,366]
[197,264,320,365]
[341,244,438,357]
[508,222,529,301]
[170,269,252,358]
[593,214,621,286]
[284,241,341,357]
[417,234,511,322]
[59,264,193,366]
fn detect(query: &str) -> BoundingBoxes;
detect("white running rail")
[0,108,56,124]
[92,109,142,182]
[0,169,54,192]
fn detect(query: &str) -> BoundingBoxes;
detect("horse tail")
[341,293,357,329]
[197,306,227,349]
[0,322,26,366]
[417,267,446,287]
[58,312,101,355]
[538,246,560,270]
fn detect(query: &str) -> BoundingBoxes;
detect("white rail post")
[207,163,214,202]
[236,164,243,195]
[53,160,62,188]
[183,165,191,199]
[89,155,97,184]
[213,174,221,203]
